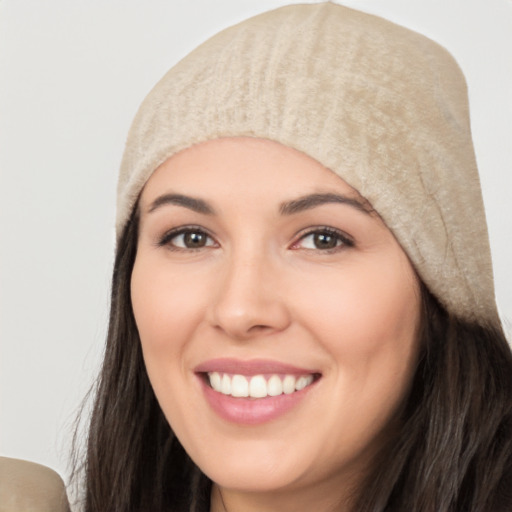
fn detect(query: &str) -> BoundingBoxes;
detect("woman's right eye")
[158,228,216,250]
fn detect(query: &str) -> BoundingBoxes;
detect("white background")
[1,0,511,485]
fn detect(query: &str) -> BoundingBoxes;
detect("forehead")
[139,137,371,209]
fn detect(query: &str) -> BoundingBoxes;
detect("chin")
[187,436,314,492]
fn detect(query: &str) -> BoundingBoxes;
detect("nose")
[208,252,291,341]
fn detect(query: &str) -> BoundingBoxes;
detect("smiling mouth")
[195,360,322,424]
[205,372,320,399]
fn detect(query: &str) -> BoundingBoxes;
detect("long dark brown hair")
[73,208,512,512]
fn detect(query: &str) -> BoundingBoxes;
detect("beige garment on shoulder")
[0,457,70,512]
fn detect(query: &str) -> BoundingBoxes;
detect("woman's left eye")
[293,228,354,251]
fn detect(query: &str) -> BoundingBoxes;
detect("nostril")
[251,325,272,331]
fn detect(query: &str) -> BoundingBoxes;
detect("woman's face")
[131,137,421,506]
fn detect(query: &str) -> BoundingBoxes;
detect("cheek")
[305,261,420,459]
[293,253,421,410]
[297,252,420,350]
[130,257,207,425]
[130,258,208,354]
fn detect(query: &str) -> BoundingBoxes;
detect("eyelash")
[157,225,216,251]
[292,227,354,252]
[157,226,354,252]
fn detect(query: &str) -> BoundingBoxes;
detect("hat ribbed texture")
[117,2,499,325]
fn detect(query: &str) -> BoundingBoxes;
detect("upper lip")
[194,358,320,376]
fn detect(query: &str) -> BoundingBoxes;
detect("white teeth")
[207,372,315,398]
[221,374,231,395]
[231,375,249,397]
[267,375,283,396]
[249,375,267,398]
[210,372,221,391]
[282,375,296,394]
[295,375,314,391]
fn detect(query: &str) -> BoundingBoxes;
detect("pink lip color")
[195,358,319,425]
[194,358,317,376]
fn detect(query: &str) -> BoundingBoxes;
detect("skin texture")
[131,137,422,512]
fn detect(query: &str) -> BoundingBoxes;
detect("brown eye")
[182,231,208,248]
[159,228,216,250]
[294,228,354,251]
[312,232,338,249]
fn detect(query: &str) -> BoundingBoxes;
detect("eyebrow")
[279,193,373,215]
[147,193,215,215]
[146,191,372,217]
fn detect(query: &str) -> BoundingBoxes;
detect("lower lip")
[198,376,317,425]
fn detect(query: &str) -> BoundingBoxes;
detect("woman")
[77,3,512,511]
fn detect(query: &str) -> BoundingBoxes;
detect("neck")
[209,475,359,512]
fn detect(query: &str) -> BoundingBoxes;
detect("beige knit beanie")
[117,2,500,325]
